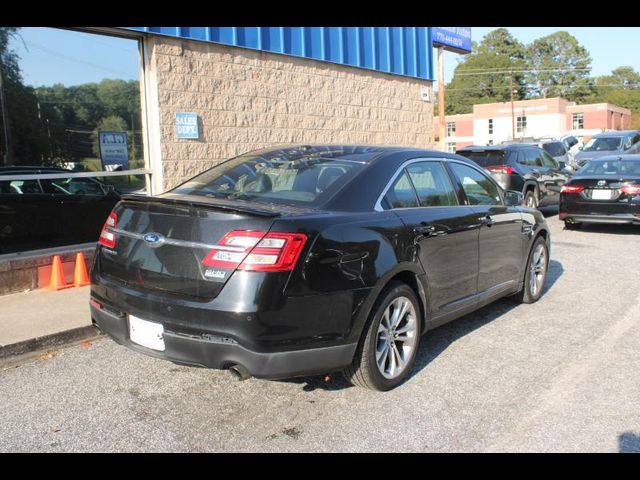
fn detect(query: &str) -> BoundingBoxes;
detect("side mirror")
[504,190,523,207]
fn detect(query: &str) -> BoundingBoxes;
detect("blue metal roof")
[122,27,434,81]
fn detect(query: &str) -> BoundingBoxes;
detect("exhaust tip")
[229,364,252,381]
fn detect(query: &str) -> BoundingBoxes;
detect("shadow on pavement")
[571,223,640,236]
[619,432,640,453]
[286,258,564,393]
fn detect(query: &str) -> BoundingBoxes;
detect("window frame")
[375,158,504,211]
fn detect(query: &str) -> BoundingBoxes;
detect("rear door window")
[449,163,502,206]
[541,151,558,168]
[0,179,43,194]
[406,162,458,207]
[384,171,419,209]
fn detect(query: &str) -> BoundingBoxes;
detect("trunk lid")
[98,195,282,300]
[567,176,640,202]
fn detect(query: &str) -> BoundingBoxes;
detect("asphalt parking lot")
[1,213,640,453]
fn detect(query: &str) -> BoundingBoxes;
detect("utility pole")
[0,57,12,166]
[438,47,445,151]
[509,71,515,142]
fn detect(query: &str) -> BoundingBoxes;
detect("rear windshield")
[457,150,508,167]
[578,159,640,176]
[542,142,566,157]
[583,137,623,152]
[171,147,372,207]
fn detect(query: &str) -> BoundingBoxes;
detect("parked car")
[89,145,551,391]
[559,155,640,229]
[0,166,120,254]
[574,130,640,168]
[456,144,569,209]
[539,134,583,166]
[531,140,570,169]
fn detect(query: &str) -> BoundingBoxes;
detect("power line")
[446,83,640,92]
[455,67,591,77]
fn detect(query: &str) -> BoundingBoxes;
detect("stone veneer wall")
[146,35,435,192]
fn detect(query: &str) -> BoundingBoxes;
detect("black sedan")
[90,145,551,391]
[0,166,120,254]
[559,155,640,229]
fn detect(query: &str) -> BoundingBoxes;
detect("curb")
[0,325,104,365]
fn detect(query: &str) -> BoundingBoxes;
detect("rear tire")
[343,281,422,391]
[564,220,581,230]
[515,236,549,304]
[524,190,538,209]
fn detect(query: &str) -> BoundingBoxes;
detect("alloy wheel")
[529,243,547,298]
[375,296,418,379]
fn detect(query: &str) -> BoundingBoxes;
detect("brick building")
[441,97,632,152]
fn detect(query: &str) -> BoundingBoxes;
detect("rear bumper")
[91,304,357,379]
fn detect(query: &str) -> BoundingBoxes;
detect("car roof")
[585,154,640,162]
[0,166,73,174]
[457,144,535,152]
[592,130,639,138]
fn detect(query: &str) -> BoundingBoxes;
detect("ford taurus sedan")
[90,145,551,391]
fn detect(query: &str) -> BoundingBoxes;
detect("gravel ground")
[1,214,639,452]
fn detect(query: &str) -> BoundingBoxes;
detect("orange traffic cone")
[73,252,90,287]
[47,255,72,290]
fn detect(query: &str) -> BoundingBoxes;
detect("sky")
[435,27,640,86]
[7,27,640,88]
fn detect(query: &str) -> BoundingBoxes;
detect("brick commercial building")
[101,27,439,193]
[441,97,632,152]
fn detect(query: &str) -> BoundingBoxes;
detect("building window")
[488,118,493,135]
[517,116,527,133]
[446,142,456,153]
[446,122,456,137]
[572,113,584,130]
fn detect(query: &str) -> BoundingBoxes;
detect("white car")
[539,134,583,167]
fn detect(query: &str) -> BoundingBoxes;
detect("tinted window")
[174,148,370,207]
[583,137,623,152]
[542,142,566,157]
[579,159,640,176]
[41,178,107,196]
[406,162,458,207]
[384,171,419,209]
[520,149,542,167]
[0,179,42,194]
[456,150,507,167]
[566,136,578,148]
[449,163,502,206]
[541,151,558,168]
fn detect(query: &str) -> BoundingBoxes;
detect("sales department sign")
[176,112,199,139]
[98,131,130,170]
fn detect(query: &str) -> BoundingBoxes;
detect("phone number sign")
[432,27,472,54]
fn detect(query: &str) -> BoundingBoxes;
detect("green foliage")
[445,29,528,114]
[526,31,593,102]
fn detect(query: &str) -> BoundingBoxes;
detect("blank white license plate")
[592,189,612,200]
[129,315,165,351]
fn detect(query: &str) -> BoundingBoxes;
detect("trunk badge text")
[143,233,165,248]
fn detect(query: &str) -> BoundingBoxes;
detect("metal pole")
[510,71,515,141]
[0,59,12,166]
[438,47,445,151]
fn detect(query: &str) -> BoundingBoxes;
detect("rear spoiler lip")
[120,194,282,217]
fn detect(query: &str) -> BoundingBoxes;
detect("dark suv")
[456,144,569,209]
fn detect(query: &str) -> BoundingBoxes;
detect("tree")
[526,31,593,101]
[445,29,528,114]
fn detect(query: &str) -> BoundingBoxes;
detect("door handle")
[413,223,436,236]
[479,215,494,227]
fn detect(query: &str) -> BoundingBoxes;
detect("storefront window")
[0,28,145,192]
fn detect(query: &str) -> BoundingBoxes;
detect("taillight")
[620,184,640,196]
[561,184,584,194]
[98,212,118,248]
[486,165,514,174]
[202,230,307,272]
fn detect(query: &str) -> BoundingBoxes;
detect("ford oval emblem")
[143,232,165,247]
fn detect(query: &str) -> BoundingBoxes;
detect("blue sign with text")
[431,27,472,54]
[176,112,199,139]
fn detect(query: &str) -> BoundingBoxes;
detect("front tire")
[343,282,422,391]
[564,220,581,230]
[515,236,549,304]
[524,190,538,209]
